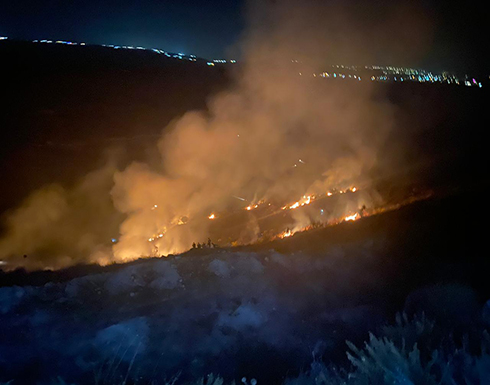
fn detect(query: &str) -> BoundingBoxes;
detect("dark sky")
[0,0,245,59]
[0,0,486,74]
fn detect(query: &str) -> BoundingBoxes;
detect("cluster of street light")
[315,64,483,87]
[1,36,483,87]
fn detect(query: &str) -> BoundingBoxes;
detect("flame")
[269,190,433,244]
[245,204,259,211]
[302,195,311,205]
[281,186,361,212]
[147,185,364,251]
[286,195,313,210]
[344,213,359,222]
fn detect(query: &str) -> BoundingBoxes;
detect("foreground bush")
[288,313,490,385]
[3,313,490,384]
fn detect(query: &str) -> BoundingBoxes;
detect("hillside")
[1,189,488,383]
[0,40,231,215]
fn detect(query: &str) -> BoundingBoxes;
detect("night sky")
[0,0,244,59]
[0,0,487,73]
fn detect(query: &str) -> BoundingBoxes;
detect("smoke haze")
[0,0,433,270]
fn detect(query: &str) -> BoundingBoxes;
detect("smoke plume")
[0,161,122,270]
[0,0,433,270]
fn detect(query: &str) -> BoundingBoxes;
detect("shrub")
[287,314,490,385]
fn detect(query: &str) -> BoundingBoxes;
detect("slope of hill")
[1,190,488,384]
[0,40,231,215]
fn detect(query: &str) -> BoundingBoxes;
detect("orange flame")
[344,213,359,222]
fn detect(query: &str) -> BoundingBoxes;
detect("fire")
[344,213,360,222]
[148,231,165,242]
[281,186,361,212]
[269,189,432,245]
[145,185,364,250]
[286,195,313,210]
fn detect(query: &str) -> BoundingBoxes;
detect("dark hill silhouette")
[0,40,231,215]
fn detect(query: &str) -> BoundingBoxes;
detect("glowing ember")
[281,229,293,238]
[344,213,360,222]
[208,213,216,220]
[327,192,333,196]
[302,195,311,205]
[351,187,357,192]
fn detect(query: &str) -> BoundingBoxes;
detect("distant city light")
[6,37,483,88]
